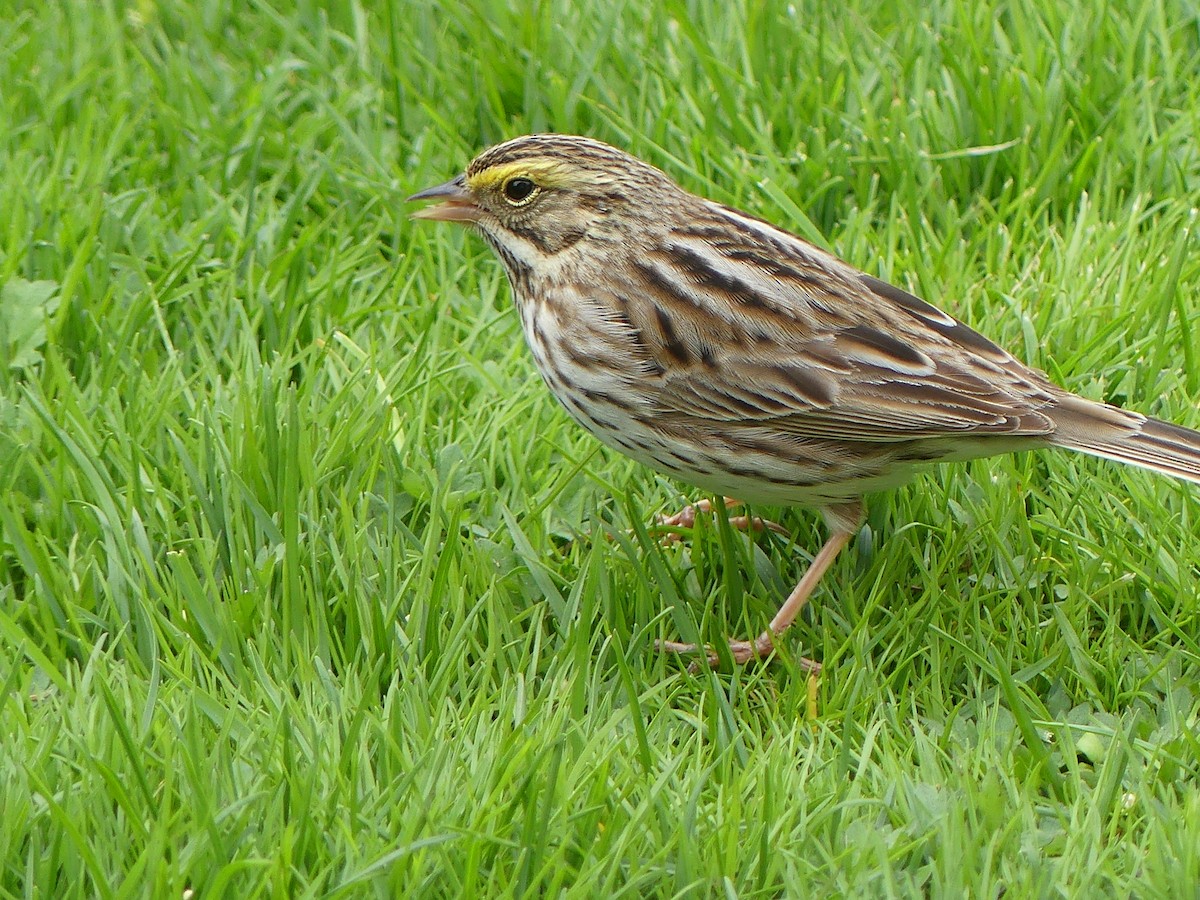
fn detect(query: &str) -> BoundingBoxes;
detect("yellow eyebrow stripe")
[466,160,569,191]
[466,158,614,191]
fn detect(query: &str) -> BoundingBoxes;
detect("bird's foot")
[655,634,821,674]
[652,497,789,544]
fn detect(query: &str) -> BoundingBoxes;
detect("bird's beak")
[407,175,480,223]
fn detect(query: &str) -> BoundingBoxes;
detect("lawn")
[2,0,1199,896]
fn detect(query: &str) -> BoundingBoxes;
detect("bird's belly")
[545,375,916,508]
[518,293,918,508]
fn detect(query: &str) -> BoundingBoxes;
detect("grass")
[1,0,1199,895]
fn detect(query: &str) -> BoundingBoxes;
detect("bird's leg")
[657,527,853,672]
[653,497,790,544]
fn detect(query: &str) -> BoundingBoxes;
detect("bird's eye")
[503,176,537,205]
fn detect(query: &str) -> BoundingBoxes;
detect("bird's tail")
[1050,393,1200,485]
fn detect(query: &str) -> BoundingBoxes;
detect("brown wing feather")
[619,207,1061,442]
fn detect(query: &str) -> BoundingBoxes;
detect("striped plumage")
[410,133,1200,669]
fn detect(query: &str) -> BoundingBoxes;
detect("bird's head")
[408,134,677,262]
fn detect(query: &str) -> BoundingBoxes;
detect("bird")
[408,133,1200,670]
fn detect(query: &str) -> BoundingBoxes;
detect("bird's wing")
[622,204,1061,442]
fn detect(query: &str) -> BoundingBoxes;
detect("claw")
[652,497,790,544]
[656,636,822,673]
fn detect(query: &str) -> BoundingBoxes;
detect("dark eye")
[503,176,537,204]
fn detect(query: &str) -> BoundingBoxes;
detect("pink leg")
[657,528,853,672]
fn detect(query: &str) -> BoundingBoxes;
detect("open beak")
[407,175,481,223]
